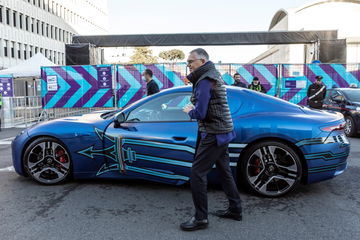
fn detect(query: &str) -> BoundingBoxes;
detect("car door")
[105,92,198,185]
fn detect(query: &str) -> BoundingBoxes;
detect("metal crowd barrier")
[4,96,115,128]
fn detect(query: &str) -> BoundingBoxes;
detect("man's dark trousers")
[191,133,242,220]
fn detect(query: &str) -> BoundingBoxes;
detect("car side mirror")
[114,112,126,128]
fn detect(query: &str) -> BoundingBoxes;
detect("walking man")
[232,73,247,88]
[181,48,242,231]
[248,76,266,93]
[142,69,159,96]
[307,75,326,109]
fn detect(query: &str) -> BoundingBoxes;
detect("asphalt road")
[0,128,359,240]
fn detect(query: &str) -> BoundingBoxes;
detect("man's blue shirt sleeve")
[188,79,212,120]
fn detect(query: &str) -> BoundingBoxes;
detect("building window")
[0,6,3,23]
[18,43,21,58]
[13,11,17,27]
[11,42,15,58]
[4,40,8,57]
[50,25,53,38]
[6,8,10,25]
[41,22,44,35]
[31,18,34,32]
[24,44,27,59]
[25,16,29,31]
[19,14,23,29]
[51,1,54,14]
[36,20,39,34]
[35,47,38,53]
[45,49,48,58]
[54,27,57,40]
[30,45,33,57]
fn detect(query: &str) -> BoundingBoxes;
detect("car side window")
[127,93,192,122]
[330,91,344,102]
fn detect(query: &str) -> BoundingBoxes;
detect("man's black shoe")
[214,209,242,221]
[180,216,208,231]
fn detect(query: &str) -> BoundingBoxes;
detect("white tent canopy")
[0,53,56,78]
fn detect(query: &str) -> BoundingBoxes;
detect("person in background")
[307,75,326,109]
[142,69,159,96]
[349,83,358,88]
[181,48,242,231]
[232,73,247,88]
[248,77,266,93]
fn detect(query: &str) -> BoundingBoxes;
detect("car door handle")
[172,136,187,141]
[75,133,90,137]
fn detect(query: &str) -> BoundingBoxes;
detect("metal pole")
[315,39,320,61]
[113,64,118,109]
[277,64,282,98]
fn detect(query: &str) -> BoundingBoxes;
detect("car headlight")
[356,107,360,112]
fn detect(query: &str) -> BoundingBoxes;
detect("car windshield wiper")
[101,110,121,119]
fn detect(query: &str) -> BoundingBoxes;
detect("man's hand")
[183,105,194,113]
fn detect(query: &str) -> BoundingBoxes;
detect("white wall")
[0,0,108,69]
[252,1,360,64]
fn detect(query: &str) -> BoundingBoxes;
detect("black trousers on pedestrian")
[191,133,242,220]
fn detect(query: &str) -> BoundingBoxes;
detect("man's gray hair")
[190,48,209,61]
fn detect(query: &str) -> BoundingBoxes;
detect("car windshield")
[342,89,360,102]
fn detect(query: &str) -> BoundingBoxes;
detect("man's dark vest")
[190,69,233,134]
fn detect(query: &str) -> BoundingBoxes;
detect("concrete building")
[0,0,108,69]
[250,0,360,64]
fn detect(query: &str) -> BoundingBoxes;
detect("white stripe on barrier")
[0,137,14,145]
[0,166,15,172]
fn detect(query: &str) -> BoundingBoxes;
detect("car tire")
[238,141,302,197]
[344,116,357,137]
[23,137,72,185]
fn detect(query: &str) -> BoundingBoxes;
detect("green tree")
[159,49,185,62]
[129,47,158,64]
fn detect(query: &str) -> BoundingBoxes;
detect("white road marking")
[0,137,14,145]
[0,166,15,172]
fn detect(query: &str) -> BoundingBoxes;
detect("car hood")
[57,111,106,123]
[27,111,114,139]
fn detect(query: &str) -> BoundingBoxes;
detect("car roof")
[329,88,359,91]
[159,85,246,94]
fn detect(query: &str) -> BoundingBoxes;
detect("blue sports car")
[12,86,350,197]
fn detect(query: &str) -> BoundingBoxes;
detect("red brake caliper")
[253,158,261,175]
[57,149,68,163]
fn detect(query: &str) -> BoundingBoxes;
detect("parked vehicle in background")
[323,88,360,137]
